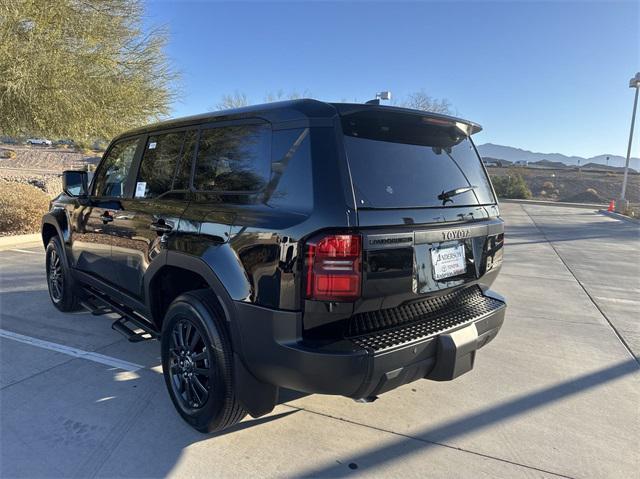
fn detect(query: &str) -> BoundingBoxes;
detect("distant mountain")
[477,143,640,171]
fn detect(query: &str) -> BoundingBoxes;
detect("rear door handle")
[150,221,173,233]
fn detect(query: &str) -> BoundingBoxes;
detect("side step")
[80,287,159,342]
[112,318,152,343]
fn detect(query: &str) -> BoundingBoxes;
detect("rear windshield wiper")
[438,186,477,206]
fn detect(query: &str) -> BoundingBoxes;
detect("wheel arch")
[42,212,70,264]
[146,252,240,341]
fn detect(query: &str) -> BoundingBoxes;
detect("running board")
[112,318,152,343]
[81,287,159,342]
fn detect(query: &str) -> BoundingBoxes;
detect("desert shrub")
[0,180,50,235]
[0,149,17,159]
[540,190,547,196]
[543,180,554,189]
[490,174,532,199]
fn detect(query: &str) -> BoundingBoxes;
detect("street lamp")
[619,72,640,209]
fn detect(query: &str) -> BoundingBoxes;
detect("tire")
[161,289,246,433]
[45,236,81,312]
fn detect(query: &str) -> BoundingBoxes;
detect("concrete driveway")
[1,203,638,478]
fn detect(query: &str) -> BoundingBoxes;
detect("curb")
[598,210,640,224]
[500,198,606,209]
[0,233,42,251]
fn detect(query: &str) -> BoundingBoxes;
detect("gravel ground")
[0,143,101,197]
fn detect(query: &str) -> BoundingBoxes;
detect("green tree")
[0,0,177,141]
[490,174,532,199]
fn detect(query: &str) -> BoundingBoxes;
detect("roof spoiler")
[332,103,482,136]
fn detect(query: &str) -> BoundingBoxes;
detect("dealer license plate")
[431,243,466,280]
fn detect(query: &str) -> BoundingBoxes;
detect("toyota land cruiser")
[42,99,506,432]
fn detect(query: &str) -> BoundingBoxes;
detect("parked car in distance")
[42,99,506,433]
[27,138,53,146]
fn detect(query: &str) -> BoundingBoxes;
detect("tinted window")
[93,138,139,197]
[194,124,270,192]
[265,128,313,213]
[342,112,495,208]
[172,130,197,190]
[136,132,185,198]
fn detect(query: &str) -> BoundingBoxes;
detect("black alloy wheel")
[45,236,81,312]
[161,290,246,433]
[169,318,211,409]
[47,247,64,303]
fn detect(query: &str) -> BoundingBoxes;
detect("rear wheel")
[161,290,246,433]
[45,236,81,312]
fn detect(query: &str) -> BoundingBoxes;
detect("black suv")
[42,100,506,432]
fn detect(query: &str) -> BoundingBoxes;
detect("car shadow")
[57,357,637,478]
[294,359,639,477]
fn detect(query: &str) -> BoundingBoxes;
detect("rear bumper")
[235,289,505,399]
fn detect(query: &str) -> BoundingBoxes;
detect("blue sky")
[145,1,639,159]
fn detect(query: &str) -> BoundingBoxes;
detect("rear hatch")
[340,107,504,309]
[302,106,505,342]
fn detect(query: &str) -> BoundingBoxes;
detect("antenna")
[365,91,392,105]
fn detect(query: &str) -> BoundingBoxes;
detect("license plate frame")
[431,243,467,281]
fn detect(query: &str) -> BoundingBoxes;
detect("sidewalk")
[0,233,42,251]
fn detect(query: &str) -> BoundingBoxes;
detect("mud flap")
[426,323,479,381]
[234,353,278,418]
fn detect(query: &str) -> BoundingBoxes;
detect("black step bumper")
[234,289,505,399]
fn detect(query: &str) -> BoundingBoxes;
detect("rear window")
[342,111,495,209]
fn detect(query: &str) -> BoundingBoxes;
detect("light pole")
[619,72,640,210]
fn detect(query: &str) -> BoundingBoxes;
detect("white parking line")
[0,329,143,372]
[10,248,42,254]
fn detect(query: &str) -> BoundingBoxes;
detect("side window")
[135,131,185,198]
[265,128,313,213]
[172,130,197,190]
[93,138,139,197]
[194,124,270,192]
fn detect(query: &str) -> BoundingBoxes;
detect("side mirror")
[62,170,88,197]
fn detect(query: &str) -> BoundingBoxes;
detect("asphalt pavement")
[0,202,638,478]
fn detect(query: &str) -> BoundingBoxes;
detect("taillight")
[305,234,362,301]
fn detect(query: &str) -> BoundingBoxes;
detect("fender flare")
[42,211,70,265]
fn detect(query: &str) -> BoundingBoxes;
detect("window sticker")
[135,181,147,198]
[148,141,157,150]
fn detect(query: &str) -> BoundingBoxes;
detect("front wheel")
[161,290,246,433]
[45,236,81,312]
